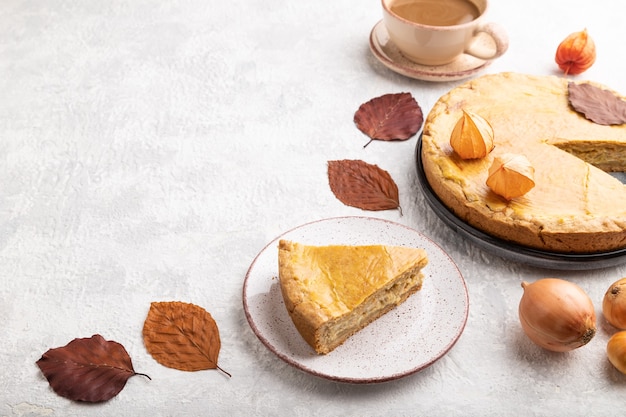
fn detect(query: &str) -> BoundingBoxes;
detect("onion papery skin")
[607,331,626,374]
[602,278,626,329]
[519,278,596,352]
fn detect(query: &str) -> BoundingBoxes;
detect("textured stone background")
[2,0,626,416]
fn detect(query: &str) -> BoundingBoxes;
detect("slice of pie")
[277,239,428,354]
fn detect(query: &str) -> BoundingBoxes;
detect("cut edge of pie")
[421,72,626,253]
[278,239,429,355]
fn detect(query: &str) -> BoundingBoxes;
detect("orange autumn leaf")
[328,159,401,213]
[142,301,230,376]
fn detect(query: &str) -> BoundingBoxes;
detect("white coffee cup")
[381,0,508,66]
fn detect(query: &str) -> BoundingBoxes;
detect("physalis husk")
[486,153,535,200]
[450,110,495,159]
[555,29,596,75]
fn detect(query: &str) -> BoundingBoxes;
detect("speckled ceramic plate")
[369,20,492,82]
[415,137,626,270]
[242,216,468,384]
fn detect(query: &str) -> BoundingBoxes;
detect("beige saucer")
[369,20,493,82]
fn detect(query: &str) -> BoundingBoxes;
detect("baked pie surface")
[421,72,626,253]
[278,239,428,354]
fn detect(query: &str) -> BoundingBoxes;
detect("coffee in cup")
[381,0,508,66]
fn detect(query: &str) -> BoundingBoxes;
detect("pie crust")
[421,72,626,253]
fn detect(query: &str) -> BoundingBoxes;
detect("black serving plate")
[415,136,626,270]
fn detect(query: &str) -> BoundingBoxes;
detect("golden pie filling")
[278,240,428,354]
[421,72,626,253]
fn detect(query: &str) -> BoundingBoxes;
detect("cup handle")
[464,22,509,61]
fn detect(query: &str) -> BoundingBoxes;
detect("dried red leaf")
[568,82,626,125]
[354,92,423,147]
[143,301,230,376]
[328,159,401,213]
[36,334,147,402]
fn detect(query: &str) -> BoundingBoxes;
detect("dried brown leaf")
[328,159,401,213]
[354,92,423,147]
[36,334,148,402]
[143,301,230,377]
[568,82,626,125]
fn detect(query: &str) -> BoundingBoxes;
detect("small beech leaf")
[354,92,423,146]
[328,159,401,213]
[143,301,230,377]
[36,334,147,402]
[568,82,626,125]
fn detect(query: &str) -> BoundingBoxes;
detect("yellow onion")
[518,278,596,352]
[602,277,626,329]
[607,331,626,374]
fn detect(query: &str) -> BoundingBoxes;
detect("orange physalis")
[486,154,535,200]
[555,29,596,75]
[449,110,495,159]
